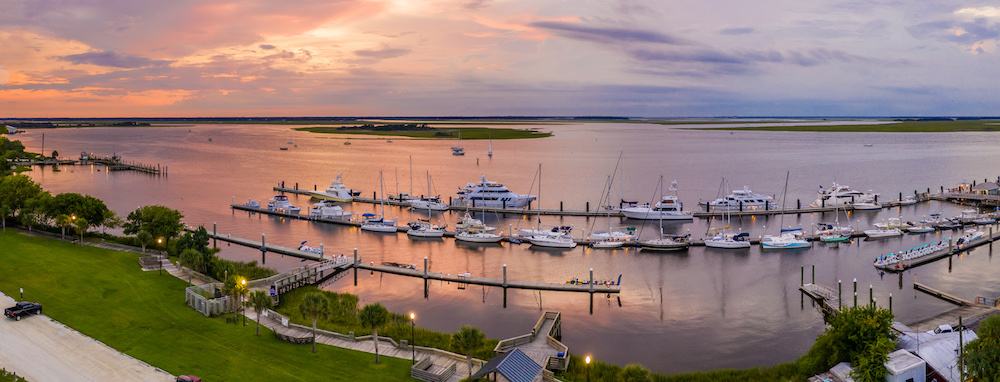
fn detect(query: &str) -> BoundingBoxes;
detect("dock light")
[586,356,591,382]
[71,215,76,220]
[410,313,416,365]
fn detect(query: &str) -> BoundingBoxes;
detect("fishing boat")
[620,180,694,220]
[310,173,358,202]
[852,197,882,210]
[809,183,877,208]
[309,200,354,220]
[955,228,985,250]
[904,223,935,233]
[452,175,536,208]
[814,205,854,242]
[761,173,810,249]
[242,198,260,208]
[265,195,301,214]
[406,219,445,238]
[699,185,776,211]
[455,212,496,232]
[361,172,399,233]
[298,241,324,255]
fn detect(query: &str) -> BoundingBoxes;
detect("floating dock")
[355,262,620,293]
[799,283,841,316]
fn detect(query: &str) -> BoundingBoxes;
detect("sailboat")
[590,155,635,249]
[409,172,449,211]
[454,202,502,243]
[704,179,751,249]
[528,164,577,248]
[640,176,691,251]
[760,172,810,249]
[815,204,854,242]
[361,172,399,233]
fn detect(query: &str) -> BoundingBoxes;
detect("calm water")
[16,122,1000,375]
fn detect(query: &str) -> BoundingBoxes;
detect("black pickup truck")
[4,301,42,320]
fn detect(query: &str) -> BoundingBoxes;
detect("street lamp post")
[241,278,247,326]
[410,313,416,365]
[585,355,591,382]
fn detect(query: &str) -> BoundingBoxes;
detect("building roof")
[471,348,542,382]
[899,329,978,382]
[972,182,999,190]
[885,349,924,374]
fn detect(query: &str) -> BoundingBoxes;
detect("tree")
[100,209,121,235]
[56,214,72,241]
[179,249,200,286]
[965,315,1000,381]
[50,150,58,159]
[0,175,43,225]
[800,305,896,380]
[20,193,51,233]
[359,303,390,364]
[123,205,184,246]
[299,292,331,353]
[451,325,486,379]
[45,193,109,229]
[175,226,211,256]
[137,230,153,253]
[73,217,89,246]
[617,364,651,382]
[222,275,248,324]
[249,290,273,336]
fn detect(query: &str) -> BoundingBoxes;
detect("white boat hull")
[455,233,503,243]
[852,203,882,210]
[409,200,449,211]
[310,191,353,202]
[704,238,751,249]
[591,241,624,249]
[864,229,902,238]
[362,224,398,233]
[620,208,693,220]
[529,237,577,248]
[407,229,444,237]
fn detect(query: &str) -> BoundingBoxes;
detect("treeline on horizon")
[3,116,630,123]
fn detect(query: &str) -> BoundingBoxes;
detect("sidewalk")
[0,292,174,382]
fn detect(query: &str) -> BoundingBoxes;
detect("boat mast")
[537,163,542,227]
[658,175,664,237]
[778,171,789,234]
[410,155,413,196]
[380,171,386,218]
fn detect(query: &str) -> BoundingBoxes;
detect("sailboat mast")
[778,171,790,232]
[409,155,413,196]
[538,163,542,226]
[380,171,386,217]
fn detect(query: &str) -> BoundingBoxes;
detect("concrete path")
[0,292,174,382]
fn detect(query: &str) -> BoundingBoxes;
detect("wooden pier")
[913,282,975,306]
[78,153,166,174]
[273,184,934,219]
[494,311,569,374]
[205,230,331,261]
[876,226,999,273]
[356,261,620,293]
[800,283,841,316]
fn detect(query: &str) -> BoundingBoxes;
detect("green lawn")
[682,119,1000,132]
[0,231,412,381]
[293,126,551,139]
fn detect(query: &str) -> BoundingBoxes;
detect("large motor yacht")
[310,173,359,202]
[700,185,776,211]
[452,175,536,209]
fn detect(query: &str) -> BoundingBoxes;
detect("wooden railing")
[411,358,457,382]
[494,333,533,353]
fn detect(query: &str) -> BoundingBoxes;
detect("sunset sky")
[1,0,998,117]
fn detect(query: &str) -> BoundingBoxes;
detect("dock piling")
[589,268,594,293]
[800,267,804,286]
[503,264,508,287]
[423,257,428,279]
[213,222,217,249]
[869,284,873,305]
[811,265,815,284]
[353,248,358,286]
[560,201,563,212]
[889,293,893,313]
[838,280,842,309]
[586,202,589,212]
[261,233,266,264]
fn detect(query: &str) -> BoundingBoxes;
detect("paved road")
[0,292,174,382]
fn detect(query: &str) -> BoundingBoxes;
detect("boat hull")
[310,191,353,202]
[529,238,578,248]
[591,241,624,249]
[704,239,751,249]
[455,233,502,243]
[620,209,694,220]
[406,229,444,238]
[361,224,398,233]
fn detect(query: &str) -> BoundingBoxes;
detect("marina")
[18,122,1000,375]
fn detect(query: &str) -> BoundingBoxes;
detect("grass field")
[0,231,412,381]
[294,125,552,139]
[683,119,1000,132]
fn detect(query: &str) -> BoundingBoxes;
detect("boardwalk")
[249,309,482,382]
[494,311,569,376]
[800,283,841,316]
[356,262,621,293]
[205,230,330,261]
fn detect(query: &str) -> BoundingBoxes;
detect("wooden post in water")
[800,267,804,286]
[589,268,594,293]
[838,280,842,309]
[261,233,266,264]
[213,222,217,249]
[869,284,873,306]
[811,265,815,284]
[853,278,857,303]
[586,201,589,212]
[560,201,564,212]
[889,293,893,313]
[353,248,358,286]
[503,264,507,288]
[423,257,428,279]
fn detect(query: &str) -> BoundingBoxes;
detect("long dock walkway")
[272,185,933,218]
[205,230,331,261]
[356,262,621,293]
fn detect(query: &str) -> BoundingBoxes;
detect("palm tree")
[55,214,72,241]
[248,290,273,336]
[136,230,152,253]
[299,292,331,353]
[73,217,89,246]
[359,303,390,364]
[179,249,200,286]
[451,325,486,379]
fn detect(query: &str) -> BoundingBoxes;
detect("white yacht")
[266,195,301,214]
[361,172,399,233]
[761,229,811,249]
[310,174,358,202]
[852,199,882,210]
[298,241,324,255]
[455,212,497,232]
[452,175,536,209]
[705,232,751,249]
[955,228,985,250]
[309,200,354,220]
[864,227,902,238]
[620,195,694,220]
[406,219,445,238]
[455,229,503,243]
[409,196,449,211]
[700,185,776,211]
[640,233,690,251]
[809,183,877,208]
[528,229,577,248]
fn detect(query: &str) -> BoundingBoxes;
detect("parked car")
[925,324,954,335]
[4,301,42,321]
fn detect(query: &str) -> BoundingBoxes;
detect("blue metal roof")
[470,348,542,382]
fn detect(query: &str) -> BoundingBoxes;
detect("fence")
[185,283,237,317]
